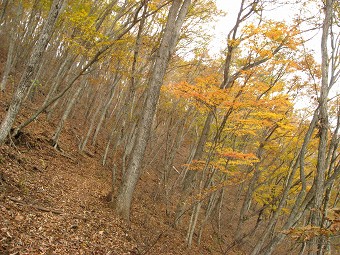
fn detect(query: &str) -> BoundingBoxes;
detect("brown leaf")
[14,214,24,221]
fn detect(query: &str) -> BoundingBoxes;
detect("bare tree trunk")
[0,2,22,92]
[198,190,220,244]
[0,30,17,92]
[92,74,121,145]
[83,84,100,125]
[114,0,191,221]
[101,89,124,166]
[52,79,88,146]
[0,0,10,23]
[310,2,332,254]
[79,90,103,151]
[25,48,52,102]
[43,53,76,106]
[0,0,65,144]
[311,0,331,224]
[186,201,202,247]
[182,112,213,188]
[161,109,195,214]
[102,127,116,166]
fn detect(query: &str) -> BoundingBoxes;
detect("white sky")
[213,0,326,60]
[212,0,339,105]
[212,0,302,55]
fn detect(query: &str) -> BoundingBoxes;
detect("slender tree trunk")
[101,90,124,166]
[0,31,16,92]
[160,109,195,213]
[0,0,10,23]
[102,127,116,166]
[43,53,76,106]
[24,55,47,102]
[79,91,103,151]
[52,80,88,146]
[186,201,202,247]
[310,2,332,254]
[0,2,22,92]
[114,0,191,221]
[92,75,120,145]
[182,112,213,187]
[198,190,219,244]
[0,0,65,144]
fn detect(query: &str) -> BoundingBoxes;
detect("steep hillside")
[1,0,339,253]
[0,39,213,254]
[0,97,209,254]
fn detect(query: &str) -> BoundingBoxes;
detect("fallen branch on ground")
[7,196,87,220]
[8,196,63,214]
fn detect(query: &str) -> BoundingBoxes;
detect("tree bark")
[0,29,17,92]
[312,0,332,223]
[114,0,191,221]
[92,74,121,145]
[52,79,88,146]
[0,0,10,23]
[310,1,332,253]
[0,2,22,92]
[0,0,65,144]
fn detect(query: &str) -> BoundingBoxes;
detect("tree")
[114,0,192,221]
[8,0,148,138]
[0,0,66,144]
[248,1,340,254]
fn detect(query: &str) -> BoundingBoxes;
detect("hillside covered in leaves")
[0,0,339,254]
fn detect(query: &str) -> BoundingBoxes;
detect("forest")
[0,0,339,254]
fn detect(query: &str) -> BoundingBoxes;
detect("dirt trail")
[0,106,206,255]
[0,42,207,254]
[0,124,139,254]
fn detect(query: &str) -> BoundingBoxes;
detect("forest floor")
[0,109,213,255]
[0,102,214,255]
[0,49,225,255]
[0,33,253,254]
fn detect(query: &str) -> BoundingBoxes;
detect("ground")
[0,92,213,254]
[0,30,258,254]
[0,121,201,254]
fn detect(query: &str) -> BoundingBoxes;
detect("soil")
[0,30,249,254]
[0,48,211,254]
[0,105,214,255]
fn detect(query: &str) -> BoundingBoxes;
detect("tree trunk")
[92,75,120,145]
[0,0,65,144]
[0,0,10,23]
[312,0,332,224]
[52,80,88,146]
[182,112,213,188]
[0,2,22,92]
[0,30,16,92]
[79,90,103,151]
[114,0,191,221]
[310,1,332,253]
[43,53,76,106]
[186,202,202,247]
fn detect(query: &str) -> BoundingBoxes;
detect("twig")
[7,196,63,215]
[172,166,180,174]
[140,231,164,255]
[8,134,20,153]
[7,196,88,220]
[60,151,76,161]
